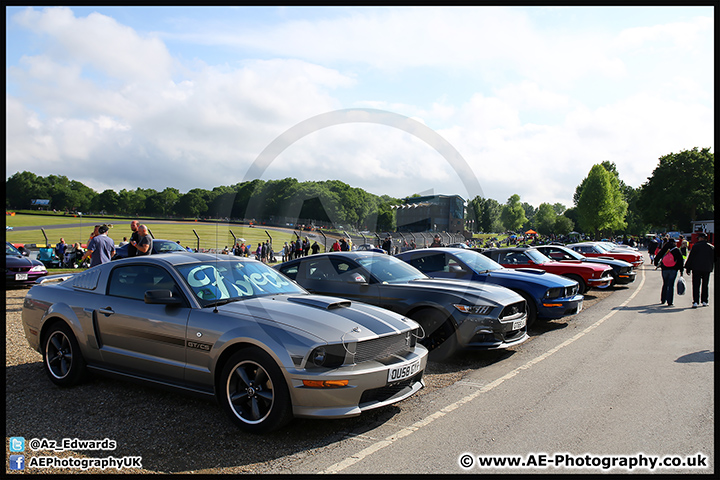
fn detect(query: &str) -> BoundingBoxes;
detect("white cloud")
[5,6,714,211]
[13,7,174,82]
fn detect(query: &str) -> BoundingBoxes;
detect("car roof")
[113,252,253,266]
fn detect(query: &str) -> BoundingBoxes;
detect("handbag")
[676,276,686,295]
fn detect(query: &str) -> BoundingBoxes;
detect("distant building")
[393,195,466,233]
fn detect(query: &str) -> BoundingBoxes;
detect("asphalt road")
[6,253,713,474]
[263,257,715,474]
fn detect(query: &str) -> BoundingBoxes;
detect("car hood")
[542,260,611,273]
[483,267,577,287]
[6,254,43,268]
[398,277,523,306]
[582,257,633,268]
[215,294,418,343]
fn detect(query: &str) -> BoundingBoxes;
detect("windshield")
[175,260,305,306]
[453,250,503,272]
[6,243,21,256]
[356,255,426,283]
[594,243,612,252]
[557,247,584,260]
[525,249,551,264]
[155,240,188,253]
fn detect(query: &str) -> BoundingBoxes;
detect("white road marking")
[321,267,647,474]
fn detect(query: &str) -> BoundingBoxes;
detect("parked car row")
[18,240,638,434]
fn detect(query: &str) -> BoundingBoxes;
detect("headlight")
[30,265,47,273]
[453,304,492,315]
[545,287,562,299]
[309,344,347,368]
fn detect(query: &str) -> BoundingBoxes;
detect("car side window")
[500,252,529,265]
[305,257,339,281]
[408,253,445,273]
[108,265,181,301]
[546,248,568,260]
[279,264,298,280]
[330,258,367,283]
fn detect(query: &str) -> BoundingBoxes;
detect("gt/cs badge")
[187,340,212,351]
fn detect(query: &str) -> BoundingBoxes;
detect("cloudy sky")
[5,6,714,208]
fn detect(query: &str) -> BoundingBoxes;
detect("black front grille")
[499,301,526,319]
[359,372,423,405]
[565,284,579,297]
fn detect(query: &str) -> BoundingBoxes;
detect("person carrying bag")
[653,237,684,307]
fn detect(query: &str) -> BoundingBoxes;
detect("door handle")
[98,307,114,316]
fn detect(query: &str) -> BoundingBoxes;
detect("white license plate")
[15,273,28,281]
[576,302,583,313]
[513,318,526,330]
[387,359,421,383]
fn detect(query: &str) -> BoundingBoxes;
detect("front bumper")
[288,345,428,419]
[587,275,614,289]
[537,294,584,319]
[614,270,637,285]
[453,309,529,350]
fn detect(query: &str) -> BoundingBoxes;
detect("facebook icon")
[9,455,25,471]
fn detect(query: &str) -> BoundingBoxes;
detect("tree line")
[467,147,713,237]
[6,147,713,237]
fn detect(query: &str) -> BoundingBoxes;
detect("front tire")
[413,309,458,361]
[218,347,293,433]
[42,322,87,387]
[516,291,538,328]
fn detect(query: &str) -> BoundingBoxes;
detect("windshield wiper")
[204,298,241,308]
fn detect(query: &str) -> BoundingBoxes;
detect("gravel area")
[5,285,613,474]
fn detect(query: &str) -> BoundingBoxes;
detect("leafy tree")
[576,164,627,238]
[94,189,120,214]
[479,198,503,233]
[554,215,574,236]
[534,203,556,236]
[376,200,397,232]
[6,171,47,209]
[520,202,536,230]
[552,203,566,215]
[501,194,528,232]
[637,147,714,231]
[176,188,210,218]
[466,196,484,233]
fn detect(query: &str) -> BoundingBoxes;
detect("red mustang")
[566,242,643,268]
[479,247,614,294]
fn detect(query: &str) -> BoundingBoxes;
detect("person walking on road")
[653,236,684,307]
[684,232,714,308]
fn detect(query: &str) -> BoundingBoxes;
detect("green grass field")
[5,214,316,252]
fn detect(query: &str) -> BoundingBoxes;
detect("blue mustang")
[395,247,583,326]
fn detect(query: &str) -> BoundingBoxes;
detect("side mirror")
[145,289,183,306]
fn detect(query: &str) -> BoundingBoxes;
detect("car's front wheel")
[218,347,293,433]
[413,309,458,361]
[516,291,538,328]
[42,322,87,387]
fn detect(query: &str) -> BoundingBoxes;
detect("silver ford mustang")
[21,253,427,433]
